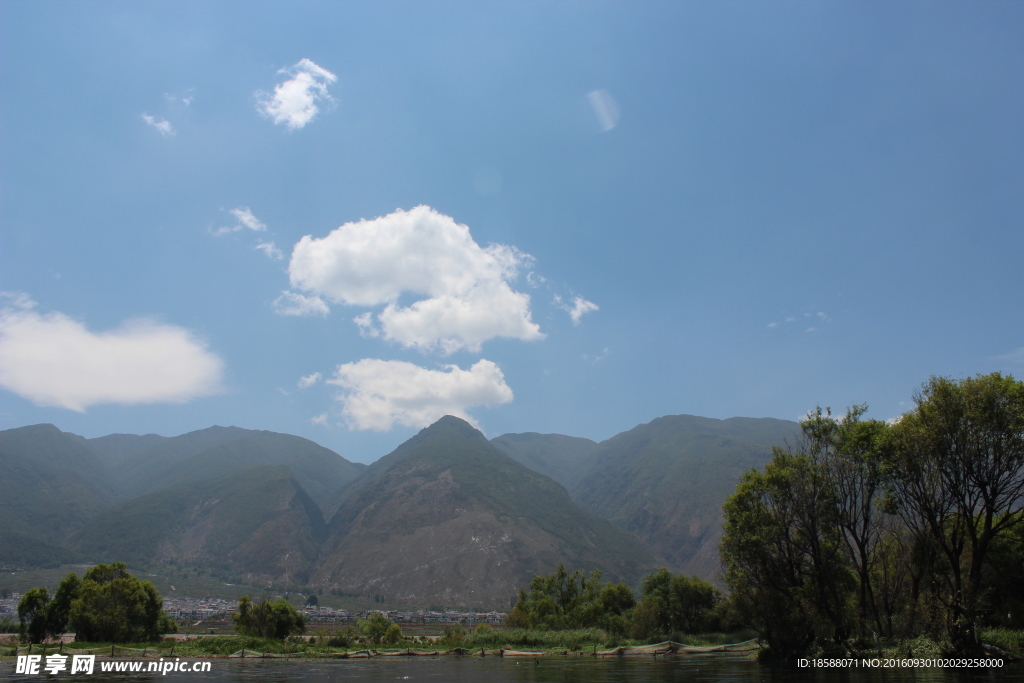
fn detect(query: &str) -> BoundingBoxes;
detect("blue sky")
[1,1,1022,463]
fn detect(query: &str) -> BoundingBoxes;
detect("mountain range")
[0,412,799,607]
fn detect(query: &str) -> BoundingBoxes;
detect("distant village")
[1,592,506,630]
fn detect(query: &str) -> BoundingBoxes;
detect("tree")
[20,563,173,644]
[69,562,171,642]
[305,594,318,607]
[358,611,392,645]
[635,569,719,637]
[17,588,50,644]
[720,448,853,660]
[382,623,403,645]
[47,573,80,639]
[803,406,890,639]
[883,373,1024,648]
[511,564,635,633]
[233,596,305,639]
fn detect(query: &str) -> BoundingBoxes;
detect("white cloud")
[327,358,513,431]
[555,295,599,325]
[587,90,620,131]
[254,240,283,260]
[583,347,611,363]
[767,322,779,328]
[141,114,174,137]
[298,372,322,389]
[214,207,267,236]
[0,293,223,412]
[353,312,380,338]
[272,291,329,317]
[310,413,329,426]
[256,58,337,130]
[995,347,1024,368]
[286,205,543,353]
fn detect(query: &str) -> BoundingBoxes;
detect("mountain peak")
[417,415,487,442]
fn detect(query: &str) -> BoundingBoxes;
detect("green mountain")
[315,416,658,608]
[71,465,327,585]
[105,426,364,512]
[137,432,365,514]
[0,424,114,566]
[490,432,599,490]
[83,432,166,470]
[106,426,259,501]
[569,414,800,580]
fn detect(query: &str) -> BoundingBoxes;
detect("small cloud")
[256,58,337,130]
[141,114,174,137]
[554,295,599,325]
[767,322,779,329]
[995,347,1024,368]
[164,89,195,107]
[583,347,611,363]
[785,317,795,323]
[587,90,620,131]
[353,312,380,339]
[806,327,817,333]
[254,240,284,260]
[213,207,267,236]
[327,358,513,431]
[298,372,322,389]
[310,413,329,426]
[273,291,329,317]
[568,297,599,325]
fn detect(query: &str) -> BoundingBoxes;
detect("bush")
[233,596,305,639]
[326,635,350,648]
[383,623,403,645]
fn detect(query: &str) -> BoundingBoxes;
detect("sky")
[1,1,1022,464]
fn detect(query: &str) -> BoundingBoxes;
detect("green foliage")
[631,569,720,639]
[512,564,636,634]
[721,373,1024,658]
[69,562,171,642]
[358,611,392,644]
[720,446,855,660]
[233,595,305,639]
[438,624,465,647]
[979,628,1024,656]
[18,587,50,643]
[382,623,403,645]
[883,373,1024,648]
[17,572,88,643]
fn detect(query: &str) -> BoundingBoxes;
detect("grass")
[980,628,1024,656]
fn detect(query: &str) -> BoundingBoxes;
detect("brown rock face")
[313,416,657,608]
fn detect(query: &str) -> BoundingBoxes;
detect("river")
[7,655,1022,683]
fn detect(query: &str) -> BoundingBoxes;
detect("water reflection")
[6,657,1022,683]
